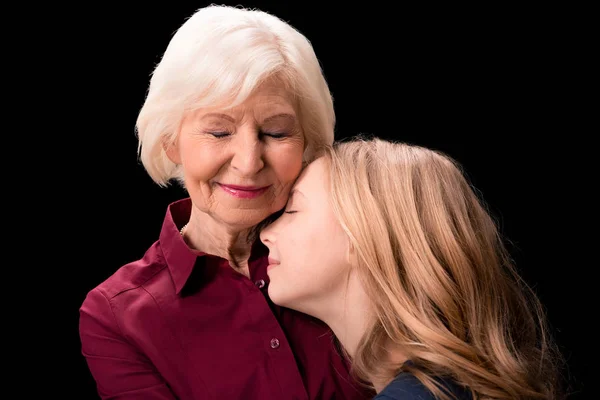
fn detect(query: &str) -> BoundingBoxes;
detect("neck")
[183,206,254,275]
[315,272,406,394]
[317,271,372,366]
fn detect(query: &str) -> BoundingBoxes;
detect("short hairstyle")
[136,5,335,186]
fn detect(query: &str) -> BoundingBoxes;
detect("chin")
[266,284,285,306]
[267,283,294,308]
[268,284,311,315]
[221,210,270,229]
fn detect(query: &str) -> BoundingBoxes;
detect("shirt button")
[270,338,280,349]
[255,279,266,289]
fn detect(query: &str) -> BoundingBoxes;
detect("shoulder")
[80,241,169,312]
[375,373,471,400]
[375,373,437,400]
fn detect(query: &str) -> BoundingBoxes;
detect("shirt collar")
[159,197,270,295]
[159,197,206,295]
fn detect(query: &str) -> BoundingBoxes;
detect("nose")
[259,221,275,247]
[230,128,265,177]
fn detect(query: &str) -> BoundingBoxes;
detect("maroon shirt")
[79,198,373,400]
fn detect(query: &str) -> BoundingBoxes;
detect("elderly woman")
[78,5,373,400]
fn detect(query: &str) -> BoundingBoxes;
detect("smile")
[267,257,280,272]
[218,183,270,199]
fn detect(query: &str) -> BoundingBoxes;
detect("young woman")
[260,138,564,399]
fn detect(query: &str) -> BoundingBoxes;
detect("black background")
[40,2,590,398]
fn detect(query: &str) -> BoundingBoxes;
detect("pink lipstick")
[218,184,270,199]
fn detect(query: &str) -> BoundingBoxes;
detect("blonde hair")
[324,137,564,399]
[136,5,335,186]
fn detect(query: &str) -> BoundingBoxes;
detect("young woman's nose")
[259,222,276,246]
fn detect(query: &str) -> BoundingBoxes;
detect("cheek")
[270,218,349,304]
[182,143,226,183]
[269,143,304,184]
[300,222,349,284]
[268,224,313,302]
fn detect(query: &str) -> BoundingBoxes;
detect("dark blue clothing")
[374,372,472,400]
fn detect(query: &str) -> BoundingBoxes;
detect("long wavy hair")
[323,137,564,399]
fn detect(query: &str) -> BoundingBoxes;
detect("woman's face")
[167,81,305,229]
[259,157,352,314]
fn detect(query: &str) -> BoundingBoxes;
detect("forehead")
[251,80,295,101]
[242,82,296,112]
[293,157,329,198]
[199,82,297,119]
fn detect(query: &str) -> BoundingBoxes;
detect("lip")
[218,183,270,199]
[267,257,280,272]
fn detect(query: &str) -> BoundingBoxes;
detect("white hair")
[136,4,335,186]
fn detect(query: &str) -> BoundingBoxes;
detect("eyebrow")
[202,113,235,122]
[263,113,296,124]
[200,113,295,124]
[289,188,306,199]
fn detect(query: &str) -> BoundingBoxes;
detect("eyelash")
[209,132,229,138]
[208,131,287,139]
[284,211,297,214]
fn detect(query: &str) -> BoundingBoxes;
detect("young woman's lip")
[268,257,280,265]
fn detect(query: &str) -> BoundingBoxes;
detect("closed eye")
[208,132,230,138]
[284,210,297,214]
[261,132,287,139]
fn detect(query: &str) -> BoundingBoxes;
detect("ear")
[163,136,181,164]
